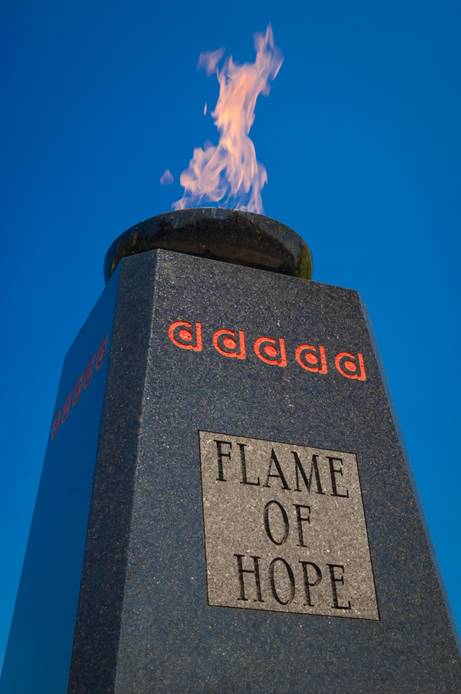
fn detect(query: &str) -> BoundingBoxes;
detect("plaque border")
[198,429,381,622]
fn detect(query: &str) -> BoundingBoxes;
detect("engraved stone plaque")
[199,431,379,620]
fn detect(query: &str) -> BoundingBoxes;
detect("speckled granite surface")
[68,249,460,693]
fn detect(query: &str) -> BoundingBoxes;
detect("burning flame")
[172,26,283,214]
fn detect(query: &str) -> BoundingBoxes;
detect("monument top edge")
[103,208,313,284]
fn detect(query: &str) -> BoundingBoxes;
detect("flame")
[160,169,174,185]
[172,26,283,214]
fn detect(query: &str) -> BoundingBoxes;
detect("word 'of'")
[167,320,367,381]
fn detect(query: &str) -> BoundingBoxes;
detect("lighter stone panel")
[199,431,379,620]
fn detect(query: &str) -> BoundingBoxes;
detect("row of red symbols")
[51,336,109,440]
[167,321,366,382]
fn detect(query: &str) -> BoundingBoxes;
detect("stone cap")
[104,208,312,283]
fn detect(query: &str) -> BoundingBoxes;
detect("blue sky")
[1,0,460,668]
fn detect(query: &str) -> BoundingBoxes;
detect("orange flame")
[173,26,283,214]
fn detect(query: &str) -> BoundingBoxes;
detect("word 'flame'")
[172,26,283,214]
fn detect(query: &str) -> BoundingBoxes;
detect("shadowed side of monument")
[0,271,120,694]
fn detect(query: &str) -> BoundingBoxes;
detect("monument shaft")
[2,247,460,693]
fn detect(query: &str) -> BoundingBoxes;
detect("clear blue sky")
[1,0,460,668]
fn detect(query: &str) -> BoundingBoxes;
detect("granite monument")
[1,208,459,693]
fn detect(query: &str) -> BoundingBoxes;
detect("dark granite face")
[69,248,460,693]
[3,248,459,693]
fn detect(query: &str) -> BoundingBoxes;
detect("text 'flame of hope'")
[172,26,283,214]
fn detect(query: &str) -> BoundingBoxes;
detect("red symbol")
[72,374,83,406]
[95,336,109,371]
[61,393,72,423]
[295,344,328,374]
[212,329,246,360]
[254,336,287,367]
[335,352,367,381]
[82,355,95,389]
[168,320,203,352]
[51,410,61,439]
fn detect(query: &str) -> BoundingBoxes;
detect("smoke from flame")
[172,26,283,214]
